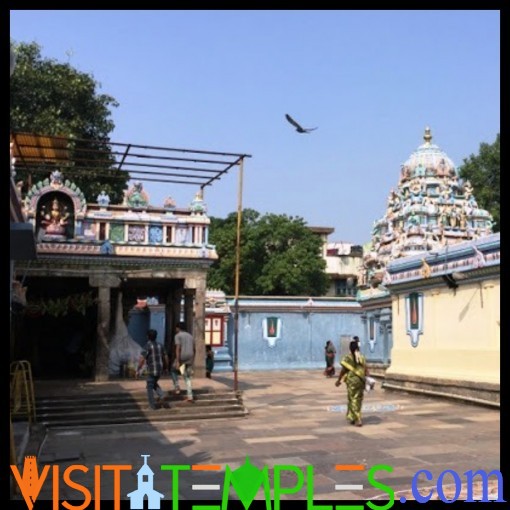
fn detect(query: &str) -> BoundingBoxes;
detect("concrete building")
[309,226,363,298]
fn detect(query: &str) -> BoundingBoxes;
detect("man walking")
[136,329,169,410]
[174,322,196,402]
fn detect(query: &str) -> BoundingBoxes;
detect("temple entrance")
[11,276,97,379]
[119,278,184,348]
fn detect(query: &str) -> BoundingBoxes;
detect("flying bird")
[285,114,317,133]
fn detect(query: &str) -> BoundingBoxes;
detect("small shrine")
[15,171,216,380]
[204,289,232,372]
[11,132,250,381]
[361,127,494,288]
[22,171,213,254]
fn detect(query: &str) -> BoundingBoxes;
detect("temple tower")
[361,127,493,288]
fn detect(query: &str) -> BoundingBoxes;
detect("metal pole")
[233,158,244,392]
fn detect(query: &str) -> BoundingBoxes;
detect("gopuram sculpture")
[361,127,494,288]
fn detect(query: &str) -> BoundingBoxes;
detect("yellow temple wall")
[386,276,500,384]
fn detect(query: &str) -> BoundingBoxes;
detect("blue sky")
[10,10,500,245]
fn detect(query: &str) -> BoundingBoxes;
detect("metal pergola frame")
[11,132,250,190]
[11,131,250,391]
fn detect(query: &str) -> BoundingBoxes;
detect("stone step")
[37,403,247,422]
[38,408,249,429]
[35,391,239,407]
[35,398,241,413]
[28,388,247,428]
[36,400,244,418]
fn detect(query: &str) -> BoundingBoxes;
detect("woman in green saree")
[335,340,368,427]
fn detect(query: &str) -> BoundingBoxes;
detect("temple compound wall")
[383,233,500,406]
[225,297,364,370]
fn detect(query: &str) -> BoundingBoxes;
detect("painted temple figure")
[40,197,70,237]
[96,190,111,207]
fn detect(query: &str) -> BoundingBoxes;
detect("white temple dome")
[401,127,456,180]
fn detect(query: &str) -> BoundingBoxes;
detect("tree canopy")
[458,133,500,232]
[208,209,329,296]
[10,41,128,204]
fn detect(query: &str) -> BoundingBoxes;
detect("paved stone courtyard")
[12,370,501,503]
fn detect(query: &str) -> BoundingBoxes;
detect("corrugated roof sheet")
[11,133,71,163]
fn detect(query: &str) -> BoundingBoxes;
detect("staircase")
[32,388,247,429]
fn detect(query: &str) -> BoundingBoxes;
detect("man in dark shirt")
[136,329,169,410]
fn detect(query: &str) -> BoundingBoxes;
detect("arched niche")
[24,172,87,241]
[36,191,75,240]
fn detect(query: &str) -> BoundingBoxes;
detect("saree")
[340,352,367,424]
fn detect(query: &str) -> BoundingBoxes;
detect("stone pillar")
[166,287,183,357]
[193,280,206,378]
[360,313,368,349]
[95,286,111,381]
[185,276,207,378]
[379,307,392,365]
[184,290,194,333]
[90,274,120,381]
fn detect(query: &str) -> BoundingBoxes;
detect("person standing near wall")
[174,322,196,402]
[206,345,215,379]
[324,340,336,377]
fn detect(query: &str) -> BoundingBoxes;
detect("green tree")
[458,133,500,232]
[207,209,263,296]
[208,210,329,296]
[10,41,128,204]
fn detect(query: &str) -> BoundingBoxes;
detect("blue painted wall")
[127,297,393,371]
[127,309,150,347]
[226,298,365,370]
[148,305,166,346]
[127,306,166,348]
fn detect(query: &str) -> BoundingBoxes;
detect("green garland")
[24,291,97,317]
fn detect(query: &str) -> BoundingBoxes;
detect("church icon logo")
[127,455,164,509]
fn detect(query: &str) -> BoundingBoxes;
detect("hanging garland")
[24,291,98,318]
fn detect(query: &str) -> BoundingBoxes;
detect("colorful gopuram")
[357,127,499,405]
[357,128,496,383]
[361,127,494,289]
